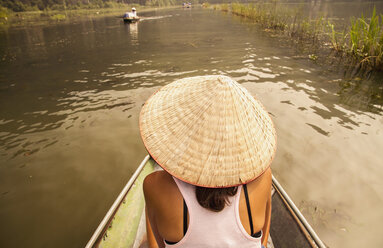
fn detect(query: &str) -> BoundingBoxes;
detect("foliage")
[349,7,383,71]
[0,6,8,23]
[50,13,65,20]
[201,2,209,8]
[328,22,344,52]
[0,6,7,17]
[220,3,228,12]
[145,0,178,7]
[228,2,324,40]
[328,7,383,72]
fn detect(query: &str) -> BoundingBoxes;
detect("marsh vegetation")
[208,2,383,76]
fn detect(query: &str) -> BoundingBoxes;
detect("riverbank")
[0,5,178,27]
[205,3,383,76]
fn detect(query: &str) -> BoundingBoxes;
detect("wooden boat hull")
[87,156,326,248]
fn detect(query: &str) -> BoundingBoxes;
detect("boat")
[86,155,327,248]
[123,17,140,23]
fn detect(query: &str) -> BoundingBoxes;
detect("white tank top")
[165,177,262,248]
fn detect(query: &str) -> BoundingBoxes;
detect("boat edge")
[85,155,151,248]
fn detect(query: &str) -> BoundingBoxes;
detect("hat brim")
[139,76,277,188]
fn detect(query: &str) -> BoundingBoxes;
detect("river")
[0,3,382,248]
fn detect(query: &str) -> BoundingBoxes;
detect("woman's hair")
[195,186,238,212]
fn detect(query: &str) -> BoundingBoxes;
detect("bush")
[50,4,65,11]
[0,6,8,23]
[50,13,66,21]
[3,0,28,12]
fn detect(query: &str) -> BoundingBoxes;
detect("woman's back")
[140,75,276,248]
[143,167,272,247]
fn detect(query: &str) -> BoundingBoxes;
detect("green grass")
[50,13,66,21]
[219,4,229,12]
[210,3,383,74]
[0,6,8,24]
[349,7,383,71]
[327,7,383,73]
[231,2,289,30]
[218,2,325,43]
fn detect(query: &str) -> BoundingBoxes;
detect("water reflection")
[338,77,383,113]
[125,22,138,46]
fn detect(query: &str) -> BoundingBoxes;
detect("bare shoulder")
[247,167,272,192]
[144,171,170,193]
[262,167,272,182]
[143,170,178,202]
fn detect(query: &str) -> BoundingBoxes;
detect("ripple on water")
[0,85,140,160]
[306,123,331,137]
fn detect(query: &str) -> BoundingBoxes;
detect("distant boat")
[86,155,327,248]
[123,16,140,23]
[123,11,140,23]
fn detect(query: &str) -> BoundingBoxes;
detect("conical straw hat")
[139,75,277,187]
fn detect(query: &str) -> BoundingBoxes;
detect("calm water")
[0,4,382,248]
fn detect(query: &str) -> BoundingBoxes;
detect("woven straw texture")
[139,75,276,187]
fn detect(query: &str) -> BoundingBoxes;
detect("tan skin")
[143,168,272,248]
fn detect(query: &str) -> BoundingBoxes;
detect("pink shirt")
[165,177,262,248]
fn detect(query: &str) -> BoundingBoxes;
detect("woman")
[140,75,277,248]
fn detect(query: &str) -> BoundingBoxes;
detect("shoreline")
[0,5,179,27]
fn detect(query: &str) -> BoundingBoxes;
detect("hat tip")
[217,75,233,85]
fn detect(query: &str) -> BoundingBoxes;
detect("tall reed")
[219,4,229,12]
[230,2,288,30]
[349,7,383,71]
[210,3,383,73]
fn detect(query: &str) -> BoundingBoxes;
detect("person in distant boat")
[124,7,137,19]
[141,75,277,248]
[130,7,137,18]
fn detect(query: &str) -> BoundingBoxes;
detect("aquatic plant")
[0,6,8,23]
[224,2,327,45]
[50,13,66,21]
[328,22,344,52]
[220,4,229,12]
[202,3,210,9]
[211,3,383,74]
[349,7,383,71]
[146,0,178,7]
[230,2,289,30]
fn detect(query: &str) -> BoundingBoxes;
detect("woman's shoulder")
[261,167,272,181]
[143,171,179,204]
[144,170,171,190]
[144,170,170,186]
[246,167,272,192]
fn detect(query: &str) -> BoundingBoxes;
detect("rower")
[130,7,137,18]
[124,7,137,18]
